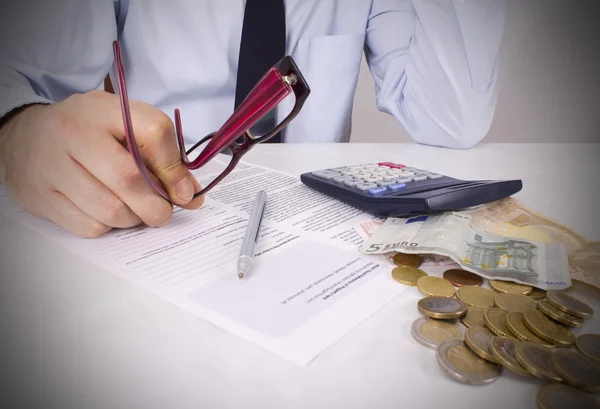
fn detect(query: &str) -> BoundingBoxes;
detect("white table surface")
[1,143,599,409]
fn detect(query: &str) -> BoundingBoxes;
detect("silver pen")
[237,190,267,279]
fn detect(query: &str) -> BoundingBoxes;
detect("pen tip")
[238,272,244,279]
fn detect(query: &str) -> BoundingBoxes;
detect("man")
[0,0,505,238]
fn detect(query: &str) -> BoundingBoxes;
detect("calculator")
[300,162,522,217]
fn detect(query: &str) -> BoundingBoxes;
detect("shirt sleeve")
[0,0,118,120]
[364,0,506,149]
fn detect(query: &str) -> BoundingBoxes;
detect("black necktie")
[234,0,286,143]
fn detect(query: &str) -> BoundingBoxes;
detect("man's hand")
[0,90,204,238]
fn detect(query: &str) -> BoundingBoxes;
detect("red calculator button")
[377,162,395,167]
[389,163,406,169]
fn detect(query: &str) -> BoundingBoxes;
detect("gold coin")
[461,307,487,328]
[484,308,514,338]
[391,266,427,286]
[576,334,600,363]
[494,292,537,313]
[411,317,467,349]
[538,299,584,328]
[417,276,455,298]
[489,280,532,295]
[436,339,500,385]
[523,310,575,347]
[546,291,594,319]
[514,341,562,382]
[464,326,497,363]
[456,286,496,308]
[552,349,600,393]
[489,336,530,377]
[537,384,600,409]
[528,287,547,301]
[417,296,468,320]
[442,269,483,287]
[505,312,554,348]
[392,253,423,268]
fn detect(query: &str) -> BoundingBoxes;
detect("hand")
[0,90,204,238]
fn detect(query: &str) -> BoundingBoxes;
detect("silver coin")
[537,384,600,409]
[411,317,466,349]
[436,339,501,385]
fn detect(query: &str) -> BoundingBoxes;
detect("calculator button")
[401,171,415,177]
[368,186,387,195]
[330,166,348,171]
[388,183,407,191]
[377,162,395,167]
[377,180,397,186]
[427,173,444,179]
[344,178,364,187]
[333,175,353,183]
[364,176,384,183]
[312,170,340,179]
[395,177,412,184]
[363,164,379,169]
[356,183,378,191]
[412,175,427,181]
[341,170,359,176]
[388,163,406,169]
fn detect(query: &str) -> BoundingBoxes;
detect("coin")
[484,308,514,338]
[494,292,537,313]
[411,317,467,349]
[576,334,600,363]
[417,296,468,320]
[546,291,593,319]
[464,326,497,363]
[442,269,483,287]
[489,280,532,295]
[528,287,547,301]
[456,286,496,308]
[391,266,427,286]
[461,307,487,328]
[536,384,600,409]
[514,341,562,382]
[417,276,455,298]
[523,310,575,347]
[538,299,584,328]
[392,253,423,268]
[436,339,500,385]
[552,349,600,393]
[489,336,530,377]
[505,312,554,348]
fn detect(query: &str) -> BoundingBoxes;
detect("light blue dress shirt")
[0,0,505,149]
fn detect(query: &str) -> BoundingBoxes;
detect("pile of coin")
[391,253,600,409]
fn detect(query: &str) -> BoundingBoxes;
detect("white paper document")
[0,158,409,366]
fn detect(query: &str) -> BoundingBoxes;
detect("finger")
[51,153,141,229]
[42,189,112,238]
[178,177,205,210]
[68,132,174,228]
[99,95,199,205]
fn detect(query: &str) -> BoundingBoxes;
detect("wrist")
[0,103,48,184]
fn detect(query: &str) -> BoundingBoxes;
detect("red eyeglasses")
[112,40,310,202]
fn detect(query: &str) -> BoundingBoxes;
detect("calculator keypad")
[311,162,447,196]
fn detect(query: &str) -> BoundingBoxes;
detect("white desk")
[1,143,599,409]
